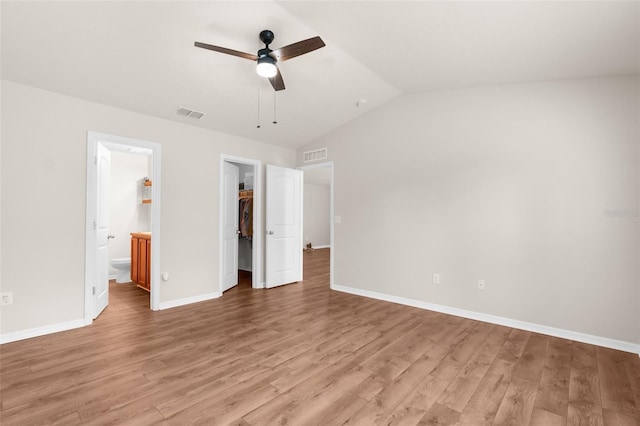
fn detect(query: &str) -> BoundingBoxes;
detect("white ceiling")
[2,1,638,150]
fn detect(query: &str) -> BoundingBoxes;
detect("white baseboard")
[311,245,331,249]
[3,291,222,343]
[0,319,86,345]
[158,292,222,310]
[332,284,640,355]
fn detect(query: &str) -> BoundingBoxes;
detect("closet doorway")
[219,155,262,291]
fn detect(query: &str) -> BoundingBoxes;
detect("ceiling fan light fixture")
[256,55,277,78]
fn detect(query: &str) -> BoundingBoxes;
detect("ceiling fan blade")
[194,41,258,61]
[270,36,325,62]
[268,67,286,91]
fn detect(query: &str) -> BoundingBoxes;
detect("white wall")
[238,163,254,190]
[0,80,295,336]
[108,151,150,277]
[297,75,640,347]
[303,183,331,247]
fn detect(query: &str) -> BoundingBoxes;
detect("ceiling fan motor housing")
[258,47,273,59]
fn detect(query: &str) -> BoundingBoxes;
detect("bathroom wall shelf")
[142,179,152,204]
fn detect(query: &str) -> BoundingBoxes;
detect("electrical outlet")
[477,280,486,290]
[432,273,440,284]
[0,292,13,306]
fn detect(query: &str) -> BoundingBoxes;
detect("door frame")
[219,155,263,289]
[298,161,335,288]
[85,131,162,323]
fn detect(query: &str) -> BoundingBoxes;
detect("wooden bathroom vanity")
[131,232,151,292]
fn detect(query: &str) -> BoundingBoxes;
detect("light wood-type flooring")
[1,248,639,425]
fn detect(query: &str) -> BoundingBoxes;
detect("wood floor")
[1,248,639,425]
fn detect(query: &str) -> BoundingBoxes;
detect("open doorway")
[299,162,334,288]
[109,150,152,291]
[219,155,262,291]
[85,132,162,324]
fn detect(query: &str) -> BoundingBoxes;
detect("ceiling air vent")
[176,107,205,119]
[303,148,328,163]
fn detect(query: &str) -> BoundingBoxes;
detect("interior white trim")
[219,154,263,290]
[332,284,640,355]
[158,292,222,310]
[298,161,334,288]
[86,131,162,323]
[0,319,86,345]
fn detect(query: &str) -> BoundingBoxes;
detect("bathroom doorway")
[85,132,162,323]
[108,150,152,296]
[220,155,262,291]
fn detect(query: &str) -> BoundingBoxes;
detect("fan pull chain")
[273,91,277,124]
[256,87,261,128]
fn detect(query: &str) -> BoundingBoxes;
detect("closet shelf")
[239,190,253,199]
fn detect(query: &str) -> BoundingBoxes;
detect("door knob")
[236,230,241,235]
[107,234,115,240]
[268,231,274,235]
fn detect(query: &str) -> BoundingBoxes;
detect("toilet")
[111,257,131,283]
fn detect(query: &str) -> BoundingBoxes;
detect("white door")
[222,162,240,292]
[266,165,303,288]
[94,143,110,318]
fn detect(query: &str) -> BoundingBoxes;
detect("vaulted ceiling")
[2,1,638,149]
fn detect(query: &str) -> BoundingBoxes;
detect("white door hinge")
[94,156,97,165]
[92,286,96,295]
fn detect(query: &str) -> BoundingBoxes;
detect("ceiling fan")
[194,30,325,91]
